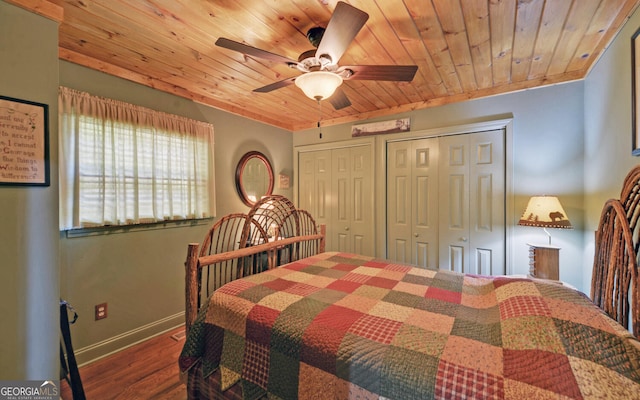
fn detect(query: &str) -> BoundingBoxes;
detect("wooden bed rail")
[185,225,325,334]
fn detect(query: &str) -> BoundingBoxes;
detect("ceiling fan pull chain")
[317,99,323,139]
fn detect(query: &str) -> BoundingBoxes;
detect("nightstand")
[527,243,560,280]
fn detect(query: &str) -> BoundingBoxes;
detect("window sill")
[63,217,214,238]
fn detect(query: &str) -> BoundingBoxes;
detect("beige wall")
[294,82,586,290]
[58,61,293,363]
[0,1,60,380]
[583,5,640,291]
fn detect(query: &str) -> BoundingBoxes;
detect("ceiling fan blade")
[315,2,369,65]
[253,77,297,93]
[342,65,418,81]
[328,87,351,110]
[216,38,298,66]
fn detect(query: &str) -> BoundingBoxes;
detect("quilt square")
[327,279,362,294]
[353,284,391,300]
[555,319,640,381]
[307,287,348,304]
[284,282,322,296]
[301,309,358,373]
[336,333,387,394]
[382,262,414,273]
[501,316,565,353]
[436,360,504,400]
[298,264,331,277]
[460,291,499,309]
[334,293,378,313]
[440,335,503,376]
[267,350,300,399]
[207,294,254,335]
[568,354,640,399]
[406,308,455,335]
[503,349,581,398]
[280,261,309,271]
[499,295,552,319]
[331,262,361,272]
[392,281,428,297]
[417,297,460,317]
[237,284,277,304]
[402,273,434,287]
[450,318,502,347]
[297,362,354,400]
[425,286,462,304]
[219,329,244,374]
[217,279,256,296]
[363,260,391,269]
[462,275,497,295]
[262,277,297,292]
[379,346,440,399]
[316,267,349,280]
[242,340,270,388]
[368,300,414,322]
[342,272,373,284]
[430,272,464,292]
[494,280,540,302]
[365,276,399,290]
[329,253,373,265]
[349,314,403,344]
[391,324,448,357]
[456,304,501,324]
[271,297,329,358]
[246,304,280,345]
[544,297,617,335]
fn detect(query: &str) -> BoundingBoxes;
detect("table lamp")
[518,195,573,244]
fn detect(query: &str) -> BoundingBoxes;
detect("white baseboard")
[72,312,185,367]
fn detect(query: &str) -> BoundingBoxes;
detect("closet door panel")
[349,146,373,256]
[387,139,438,268]
[469,130,505,275]
[439,136,470,272]
[412,140,439,268]
[387,142,412,262]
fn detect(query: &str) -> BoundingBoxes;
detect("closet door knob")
[414,233,419,237]
[460,237,468,242]
[345,226,350,231]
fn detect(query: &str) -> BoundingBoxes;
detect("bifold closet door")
[331,146,374,256]
[438,130,505,275]
[386,139,439,268]
[298,150,332,248]
[298,145,374,256]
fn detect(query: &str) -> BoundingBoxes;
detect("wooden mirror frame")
[235,151,274,207]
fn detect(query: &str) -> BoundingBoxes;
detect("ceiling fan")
[215,1,418,110]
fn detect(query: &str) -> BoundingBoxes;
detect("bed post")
[319,224,326,253]
[185,243,200,336]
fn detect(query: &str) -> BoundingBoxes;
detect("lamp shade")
[518,196,573,229]
[295,71,343,101]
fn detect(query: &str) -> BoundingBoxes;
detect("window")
[59,87,215,230]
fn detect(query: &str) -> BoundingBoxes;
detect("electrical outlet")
[95,303,107,320]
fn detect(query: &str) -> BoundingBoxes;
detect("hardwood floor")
[61,326,187,400]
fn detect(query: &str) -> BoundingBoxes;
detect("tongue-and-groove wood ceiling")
[12,0,640,131]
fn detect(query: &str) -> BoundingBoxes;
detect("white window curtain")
[59,87,215,230]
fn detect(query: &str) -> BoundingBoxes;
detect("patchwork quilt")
[179,252,640,399]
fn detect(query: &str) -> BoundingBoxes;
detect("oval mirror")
[235,151,274,207]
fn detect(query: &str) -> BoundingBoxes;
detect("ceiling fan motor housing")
[306,27,325,48]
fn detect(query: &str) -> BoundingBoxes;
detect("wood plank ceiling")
[18,0,640,131]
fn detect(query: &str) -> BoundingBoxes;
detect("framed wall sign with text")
[0,95,49,186]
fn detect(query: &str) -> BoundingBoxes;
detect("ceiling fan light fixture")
[295,71,343,101]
